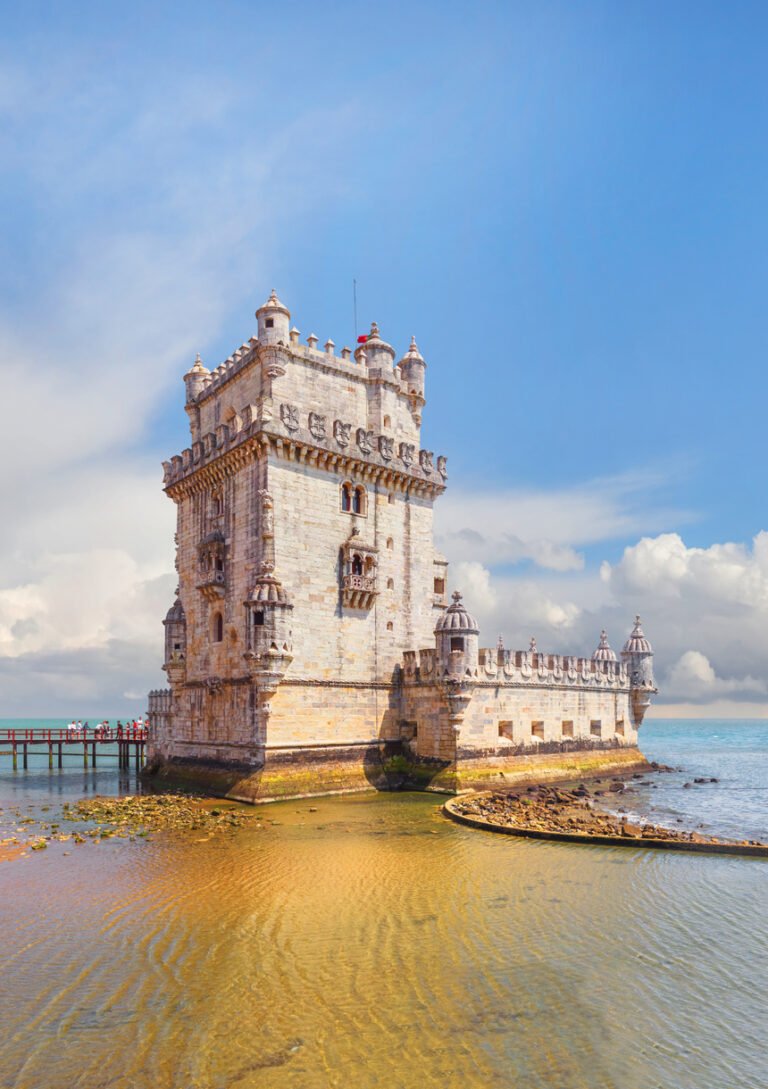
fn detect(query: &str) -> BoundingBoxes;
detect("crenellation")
[148,289,657,799]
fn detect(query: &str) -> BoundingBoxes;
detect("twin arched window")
[340,482,367,515]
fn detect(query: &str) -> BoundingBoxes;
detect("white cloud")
[436,470,691,571]
[666,650,766,701]
[0,73,367,714]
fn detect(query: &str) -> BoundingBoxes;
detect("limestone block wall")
[175,456,266,685]
[269,452,441,682]
[455,684,636,753]
[266,682,400,748]
[154,680,257,766]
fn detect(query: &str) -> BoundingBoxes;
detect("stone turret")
[184,354,209,404]
[243,489,294,692]
[621,616,656,726]
[162,597,186,684]
[592,630,617,663]
[435,591,479,678]
[243,566,294,684]
[355,321,396,370]
[256,289,291,346]
[399,336,426,400]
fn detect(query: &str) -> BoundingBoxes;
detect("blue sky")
[2,1,768,714]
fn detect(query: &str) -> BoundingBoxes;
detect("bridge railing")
[0,727,148,742]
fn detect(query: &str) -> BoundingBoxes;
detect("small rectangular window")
[590,720,602,737]
[531,721,544,740]
[450,636,464,652]
[498,721,514,741]
[265,318,274,328]
[561,720,574,738]
[615,719,625,736]
[434,577,445,595]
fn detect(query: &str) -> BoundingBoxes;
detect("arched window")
[383,415,391,428]
[386,621,394,631]
[386,577,394,590]
[352,487,362,514]
[212,612,224,643]
[341,483,352,512]
[352,554,363,576]
[386,537,394,550]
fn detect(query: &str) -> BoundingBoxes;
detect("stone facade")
[147,291,657,799]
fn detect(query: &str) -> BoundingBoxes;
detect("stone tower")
[148,291,448,794]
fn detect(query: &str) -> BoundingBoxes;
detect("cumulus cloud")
[436,470,691,572]
[440,509,768,712]
[665,651,767,701]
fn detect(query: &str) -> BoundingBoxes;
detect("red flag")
[357,335,368,344]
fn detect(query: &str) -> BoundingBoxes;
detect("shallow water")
[0,721,766,1089]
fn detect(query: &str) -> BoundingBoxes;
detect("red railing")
[0,727,148,742]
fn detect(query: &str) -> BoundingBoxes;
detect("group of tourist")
[65,719,148,740]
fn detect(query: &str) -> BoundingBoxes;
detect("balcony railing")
[343,574,377,593]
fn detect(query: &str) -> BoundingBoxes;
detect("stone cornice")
[164,420,447,500]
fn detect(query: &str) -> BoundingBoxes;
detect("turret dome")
[592,630,617,662]
[255,289,290,319]
[622,616,653,655]
[355,321,396,366]
[164,598,185,624]
[434,591,479,634]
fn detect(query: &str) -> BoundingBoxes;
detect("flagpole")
[353,278,358,342]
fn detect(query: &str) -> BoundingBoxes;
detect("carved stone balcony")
[342,573,377,611]
[197,569,226,601]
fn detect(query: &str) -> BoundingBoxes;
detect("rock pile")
[451,784,762,846]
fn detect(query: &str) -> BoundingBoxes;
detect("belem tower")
[147,290,657,799]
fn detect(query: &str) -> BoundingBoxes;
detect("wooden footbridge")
[0,729,147,771]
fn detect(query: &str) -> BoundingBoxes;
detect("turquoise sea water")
[0,718,766,1089]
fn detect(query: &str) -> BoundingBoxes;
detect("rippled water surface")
[1,720,766,1089]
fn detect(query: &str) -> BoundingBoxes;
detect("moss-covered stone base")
[145,743,393,803]
[427,746,652,794]
[144,744,651,803]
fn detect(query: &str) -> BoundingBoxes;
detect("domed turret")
[243,564,294,685]
[256,289,291,346]
[162,596,186,681]
[355,321,396,369]
[184,354,209,404]
[435,591,479,678]
[398,335,426,399]
[621,616,656,726]
[592,630,617,663]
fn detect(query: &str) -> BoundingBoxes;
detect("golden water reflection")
[1,792,766,1089]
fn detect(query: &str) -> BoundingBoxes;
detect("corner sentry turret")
[621,616,657,727]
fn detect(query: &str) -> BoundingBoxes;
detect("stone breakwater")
[445,781,768,856]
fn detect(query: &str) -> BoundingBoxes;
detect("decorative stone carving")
[419,450,433,474]
[260,490,274,533]
[205,676,223,693]
[379,435,394,461]
[437,455,448,479]
[280,403,299,431]
[357,428,374,455]
[309,412,327,441]
[399,442,415,466]
[333,420,352,447]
